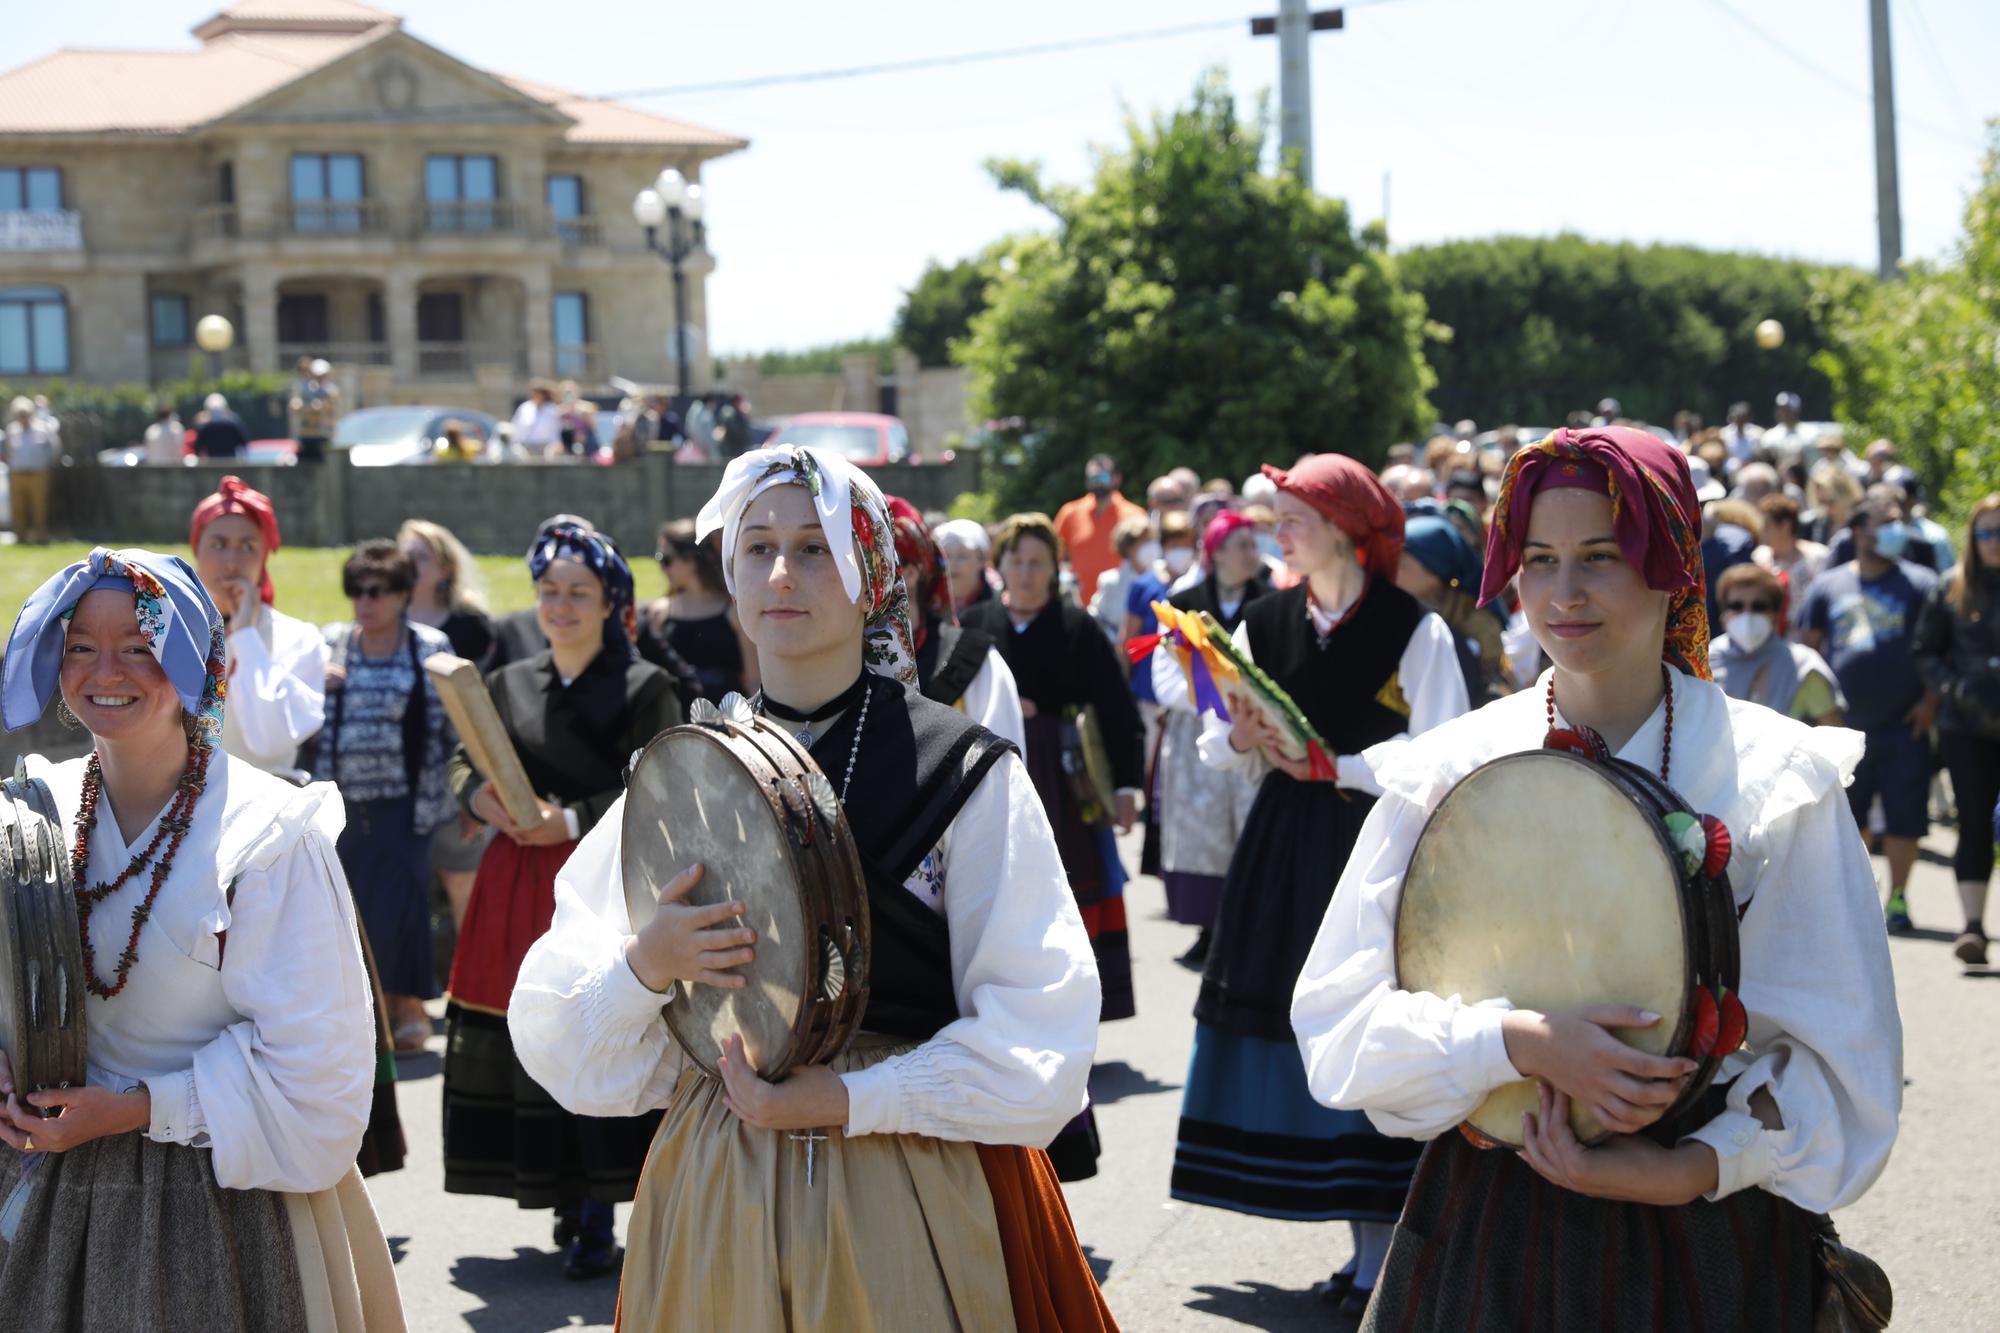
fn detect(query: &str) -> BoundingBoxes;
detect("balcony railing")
[0,209,82,252]
[554,215,603,247]
[287,199,392,236]
[416,341,526,379]
[420,200,529,236]
[554,343,603,380]
[278,341,390,367]
[192,204,240,241]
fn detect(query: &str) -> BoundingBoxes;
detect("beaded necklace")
[757,678,870,801]
[69,741,213,1001]
[1545,664,1675,785]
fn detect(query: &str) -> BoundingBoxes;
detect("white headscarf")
[932,518,991,556]
[695,445,917,688]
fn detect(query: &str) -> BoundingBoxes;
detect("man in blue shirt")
[1800,489,1941,931]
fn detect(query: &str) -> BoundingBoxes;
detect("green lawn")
[0,544,675,629]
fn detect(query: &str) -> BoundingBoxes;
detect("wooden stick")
[424,654,542,828]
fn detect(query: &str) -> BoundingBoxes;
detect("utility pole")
[1250,5,1343,188]
[1868,0,1903,280]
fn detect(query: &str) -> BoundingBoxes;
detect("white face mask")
[1163,547,1195,576]
[1727,611,1774,653]
[1134,541,1163,570]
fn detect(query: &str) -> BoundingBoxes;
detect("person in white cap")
[290,354,341,465]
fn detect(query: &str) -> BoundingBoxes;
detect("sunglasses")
[1974,527,2000,543]
[349,584,400,601]
[1723,600,1776,614]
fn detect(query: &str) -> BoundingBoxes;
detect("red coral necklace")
[1545,664,1675,785]
[69,743,213,1000]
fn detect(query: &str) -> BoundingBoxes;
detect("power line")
[1901,0,1975,132]
[594,18,1245,105]
[1697,0,1980,151]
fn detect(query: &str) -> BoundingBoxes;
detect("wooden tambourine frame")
[423,654,543,828]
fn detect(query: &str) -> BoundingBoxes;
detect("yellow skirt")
[618,1037,1018,1333]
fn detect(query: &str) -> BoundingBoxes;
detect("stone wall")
[56,452,985,555]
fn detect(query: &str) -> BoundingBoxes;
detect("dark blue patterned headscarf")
[527,521,635,661]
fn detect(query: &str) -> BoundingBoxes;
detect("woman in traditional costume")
[888,495,1025,749]
[959,512,1144,1181]
[0,548,403,1331]
[1168,454,1468,1311]
[1291,427,1902,1330]
[1146,511,1272,968]
[441,521,681,1279]
[190,482,406,1176]
[509,445,1116,1331]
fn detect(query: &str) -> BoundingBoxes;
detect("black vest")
[915,620,996,710]
[807,674,1015,1041]
[1241,579,1427,754]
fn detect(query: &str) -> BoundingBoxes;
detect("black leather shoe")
[564,1237,622,1281]
[1337,1285,1374,1318]
[552,1211,579,1250]
[1176,929,1211,971]
[1313,1269,1355,1306]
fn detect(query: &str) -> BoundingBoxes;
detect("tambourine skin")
[1393,749,1737,1149]
[0,767,87,1117]
[622,714,869,1082]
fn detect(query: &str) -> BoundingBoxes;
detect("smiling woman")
[1290,428,1904,1332]
[0,546,401,1331]
[508,444,1118,1331]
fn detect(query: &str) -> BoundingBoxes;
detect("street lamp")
[633,166,706,406]
[194,314,235,382]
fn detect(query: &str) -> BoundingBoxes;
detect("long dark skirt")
[337,794,438,999]
[0,1134,308,1329]
[1174,772,1419,1220]
[1019,712,1136,1023]
[442,835,660,1207]
[1360,1129,1819,1332]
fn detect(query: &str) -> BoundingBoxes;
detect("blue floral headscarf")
[527,520,636,661]
[3,547,226,738]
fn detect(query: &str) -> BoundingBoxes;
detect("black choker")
[760,672,869,724]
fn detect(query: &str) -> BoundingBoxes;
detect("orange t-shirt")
[1053,491,1146,602]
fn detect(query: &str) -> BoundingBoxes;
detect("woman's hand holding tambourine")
[1502,1005,1696,1136]
[717,1033,849,1131]
[624,863,758,994]
[1519,1084,1719,1206]
[0,1049,152,1154]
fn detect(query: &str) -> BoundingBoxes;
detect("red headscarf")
[1481,426,1709,679]
[189,475,281,605]
[887,495,953,646]
[1202,510,1257,566]
[1261,454,1404,580]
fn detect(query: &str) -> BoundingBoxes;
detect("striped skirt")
[1171,1024,1420,1222]
[1359,1128,1818,1331]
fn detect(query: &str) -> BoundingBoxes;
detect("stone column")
[241,267,280,373]
[385,267,418,387]
[523,267,554,381]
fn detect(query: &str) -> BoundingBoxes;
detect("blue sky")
[16,1,1998,355]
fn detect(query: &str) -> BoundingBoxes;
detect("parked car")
[331,406,500,466]
[765,411,912,467]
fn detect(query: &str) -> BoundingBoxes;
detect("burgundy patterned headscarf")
[1261,454,1405,580]
[887,495,953,645]
[1481,427,1710,679]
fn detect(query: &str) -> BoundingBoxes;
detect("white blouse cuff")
[596,943,674,1033]
[839,1062,899,1138]
[1681,1109,1773,1201]
[1456,1005,1522,1098]
[146,1069,207,1146]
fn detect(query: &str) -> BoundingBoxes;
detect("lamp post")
[194,314,235,383]
[632,167,706,408]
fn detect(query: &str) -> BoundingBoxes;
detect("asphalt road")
[370,828,2000,1330]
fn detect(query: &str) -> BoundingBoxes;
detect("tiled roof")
[0,18,744,152]
[498,74,748,150]
[0,31,375,134]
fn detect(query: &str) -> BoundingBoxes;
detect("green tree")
[958,72,1434,514]
[896,257,991,367]
[1400,235,1865,428]
[1814,127,2000,520]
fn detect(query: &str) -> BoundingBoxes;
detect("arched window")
[0,285,68,375]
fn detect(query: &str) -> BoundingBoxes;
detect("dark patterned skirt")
[1171,1024,1419,1221]
[0,1135,308,1329]
[442,835,660,1207]
[1162,870,1225,928]
[1019,713,1135,1023]
[337,794,438,999]
[1360,1129,1819,1332]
